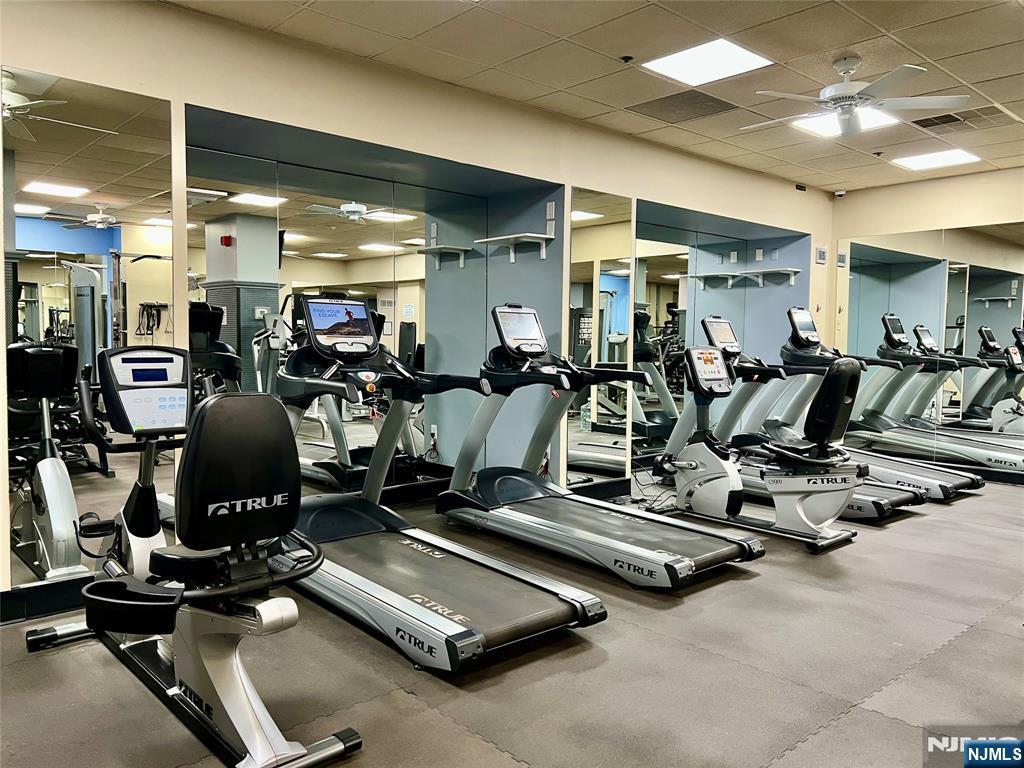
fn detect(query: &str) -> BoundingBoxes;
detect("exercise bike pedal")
[77,512,118,539]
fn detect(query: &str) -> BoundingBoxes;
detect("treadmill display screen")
[306,298,376,355]
[495,307,547,352]
[792,310,817,336]
[705,319,737,347]
[916,328,936,347]
[888,317,906,335]
[981,327,997,343]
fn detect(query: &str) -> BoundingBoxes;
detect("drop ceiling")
[164,0,1024,192]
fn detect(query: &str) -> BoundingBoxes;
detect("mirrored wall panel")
[3,68,172,589]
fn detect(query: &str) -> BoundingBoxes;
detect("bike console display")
[881,314,910,349]
[684,346,733,399]
[98,347,192,437]
[702,316,741,358]
[787,307,820,347]
[493,304,548,357]
[303,296,378,359]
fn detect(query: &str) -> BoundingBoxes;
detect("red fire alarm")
[220,235,234,247]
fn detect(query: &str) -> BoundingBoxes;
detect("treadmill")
[766,309,981,500]
[436,303,765,590]
[273,295,606,673]
[687,313,928,519]
[846,314,1024,483]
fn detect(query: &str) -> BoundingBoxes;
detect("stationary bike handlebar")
[77,379,185,454]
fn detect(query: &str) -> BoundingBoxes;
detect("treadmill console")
[684,346,733,399]
[98,347,192,437]
[493,304,548,357]
[881,314,910,349]
[913,325,940,354]
[978,326,1002,354]
[1013,327,1024,349]
[787,307,820,348]
[1007,344,1023,371]
[701,316,742,358]
[302,296,379,359]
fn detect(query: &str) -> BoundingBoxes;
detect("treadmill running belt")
[300,443,339,462]
[518,496,744,570]
[320,534,575,648]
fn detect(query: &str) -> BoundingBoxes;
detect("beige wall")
[571,222,633,264]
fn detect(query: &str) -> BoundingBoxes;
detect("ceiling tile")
[937,40,1024,83]
[991,155,1024,168]
[172,1,303,30]
[274,9,400,57]
[571,5,715,62]
[12,150,69,166]
[309,0,468,39]
[763,162,819,178]
[837,122,930,150]
[96,132,170,156]
[486,0,645,37]
[458,69,554,101]
[972,138,1024,158]
[767,140,849,162]
[500,41,626,89]
[788,171,845,186]
[374,41,484,82]
[944,122,1024,147]
[569,68,685,108]
[586,110,667,133]
[411,8,555,66]
[629,90,736,122]
[731,4,878,62]
[837,163,922,181]
[659,1,822,35]
[676,108,771,137]
[78,145,173,167]
[726,152,790,170]
[699,65,823,107]
[752,98,826,120]
[800,151,884,171]
[685,140,749,159]
[637,125,707,147]
[114,174,173,193]
[785,36,920,85]
[970,73,1024,104]
[1002,100,1024,118]
[528,90,614,118]
[873,136,957,158]
[843,1,1001,32]
[892,2,1024,60]
[115,116,172,141]
[729,124,812,150]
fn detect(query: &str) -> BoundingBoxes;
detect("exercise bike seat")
[149,544,230,586]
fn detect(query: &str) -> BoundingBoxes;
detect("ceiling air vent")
[913,106,1013,135]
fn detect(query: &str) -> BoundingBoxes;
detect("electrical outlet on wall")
[729,251,738,263]
[754,248,764,262]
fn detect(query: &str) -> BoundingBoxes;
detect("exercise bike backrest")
[802,358,861,447]
[7,342,78,400]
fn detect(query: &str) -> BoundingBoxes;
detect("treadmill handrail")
[276,370,362,404]
[735,363,787,382]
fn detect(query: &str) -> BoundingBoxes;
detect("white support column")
[170,100,188,494]
[0,146,10,590]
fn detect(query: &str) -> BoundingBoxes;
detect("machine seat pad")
[731,432,768,449]
[150,544,229,586]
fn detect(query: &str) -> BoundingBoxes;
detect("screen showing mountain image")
[306,298,377,352]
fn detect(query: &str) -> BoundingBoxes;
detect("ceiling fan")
[741,58,970,137]
[301,201,390,224]
[62,204,120,230]
[2,70,118,143]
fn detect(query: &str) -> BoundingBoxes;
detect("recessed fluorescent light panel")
[608,268,631,276]
[348,290,366,296]
[401,238,426,247]
[281,250,299,256]
[227,193,288,206]
[363,211,417,223]
[186,186,228,197]
[14,203,50,215]
[22,180,89,198]
[282,232,309,243]
[643,38,771,86]
[25,253,57,259]
[571,210,604,222]
[891,148,981,171]
[144,218,197,228]
[359,243,402,253]
[792,107,898,138]
[662,273,685,280]
[313,252,347,258]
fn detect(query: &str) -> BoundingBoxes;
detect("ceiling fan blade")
[838,111,856,137]
[874,95,970,111]
[18,99,67,109]
[62,222,90,230]
[24,114,118,135]
[740,112,830,131]
[4,117,36,142]
[857,64,927,98]
[304,204,340,214]
[755,90,822,103]
[364,207,391,215]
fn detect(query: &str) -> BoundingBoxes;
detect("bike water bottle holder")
[82,576,181,635]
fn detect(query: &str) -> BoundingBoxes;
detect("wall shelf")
[475,233,553,263]
[971,296,1018,308]
[693,267,801,290]
[419,244,472,270]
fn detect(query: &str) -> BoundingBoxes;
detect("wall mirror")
[566,188,633,485]
[3,68,172,597]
